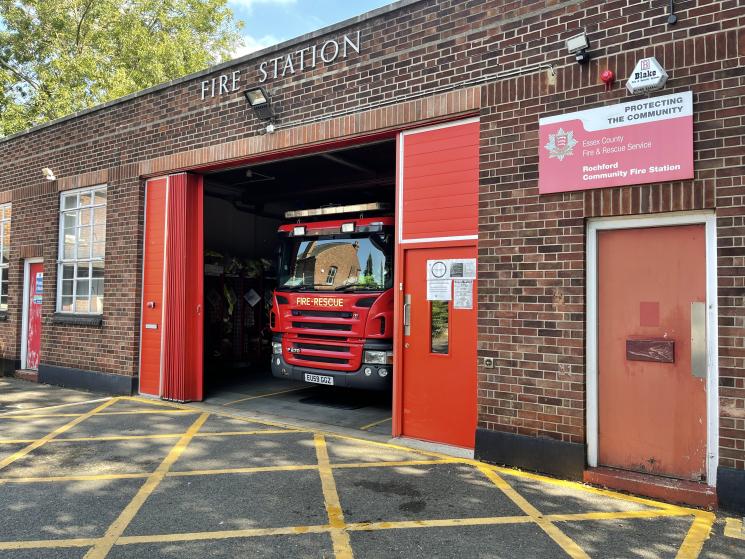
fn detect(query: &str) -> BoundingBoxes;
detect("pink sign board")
[538,91,693,194]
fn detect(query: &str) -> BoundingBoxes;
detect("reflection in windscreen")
[279,235,392,291]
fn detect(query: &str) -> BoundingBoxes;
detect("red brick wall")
[0,0,742,471]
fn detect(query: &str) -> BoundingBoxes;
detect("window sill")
[52,313,103,327]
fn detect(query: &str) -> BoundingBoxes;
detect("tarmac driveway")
[0,378,742,558]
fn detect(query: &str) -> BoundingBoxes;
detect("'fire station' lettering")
[296,297,345,308]
[259,32,361,83]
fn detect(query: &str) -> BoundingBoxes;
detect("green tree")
[0,0,243,136]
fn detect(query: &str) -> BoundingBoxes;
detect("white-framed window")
[0,204,10,310]
[325,266,338,285]
[57,185,106,314]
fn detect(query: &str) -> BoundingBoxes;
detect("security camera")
[41,167,56,181]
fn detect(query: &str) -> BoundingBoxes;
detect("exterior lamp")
[244,86,275,121]
[565,32,590,64]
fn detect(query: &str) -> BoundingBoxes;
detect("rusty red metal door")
[25,262,43,370]
[598,224,707,480]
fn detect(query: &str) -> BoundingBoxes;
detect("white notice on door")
[427,259,477,280]
[427,279,452,301]
[453,280,473,309]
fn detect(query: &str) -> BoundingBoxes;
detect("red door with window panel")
[402,245,477,448]
[25,262,43,370]
[598,225,707,480]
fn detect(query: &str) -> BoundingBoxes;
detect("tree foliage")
[0,0,243,136]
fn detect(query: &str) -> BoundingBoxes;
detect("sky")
[229,0,395,58]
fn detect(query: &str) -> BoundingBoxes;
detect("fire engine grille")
[295,354,348,364]
[294,342,348,353]
[292,322,352,331]
[292,310,353,319]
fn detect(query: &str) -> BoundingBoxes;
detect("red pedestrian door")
[597,224,708,481]
[401,246,478,448]
[24,261,44,370]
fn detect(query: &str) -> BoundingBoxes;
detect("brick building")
[0,0,743,512]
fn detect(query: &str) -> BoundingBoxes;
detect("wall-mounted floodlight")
[565,32,590,64]
[41,167,56,181]
[244,86,275,121]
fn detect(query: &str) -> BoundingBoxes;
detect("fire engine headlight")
[364,367,373,377]
[364,350,393,365]
[272,342,282,355]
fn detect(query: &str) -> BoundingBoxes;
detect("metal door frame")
[586,210,719,486]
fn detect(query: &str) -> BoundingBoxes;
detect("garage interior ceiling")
[203,140,396,216]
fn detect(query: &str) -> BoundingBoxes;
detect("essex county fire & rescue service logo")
[544,128,577,161]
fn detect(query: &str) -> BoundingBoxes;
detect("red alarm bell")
[601,69,615,91]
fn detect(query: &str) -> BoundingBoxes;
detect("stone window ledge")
[52,313,103,327]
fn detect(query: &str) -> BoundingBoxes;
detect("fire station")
[0,0,743,513]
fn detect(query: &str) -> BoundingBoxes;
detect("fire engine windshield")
[278,232,393,292]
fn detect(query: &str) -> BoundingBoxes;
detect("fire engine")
[270,203,394,389]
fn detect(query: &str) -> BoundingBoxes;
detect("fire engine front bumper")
[270,342,392,390]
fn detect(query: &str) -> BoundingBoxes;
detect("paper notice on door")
[427,259,476,280]
[427,279,452,301]
[453,280,473,309]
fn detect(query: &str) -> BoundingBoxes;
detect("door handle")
[403,294,411,336]
[690,302,706,378]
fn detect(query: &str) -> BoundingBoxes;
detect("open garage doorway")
[200,140,396,435]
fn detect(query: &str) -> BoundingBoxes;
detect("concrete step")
[584,466,717,509]
[13,369,39,383]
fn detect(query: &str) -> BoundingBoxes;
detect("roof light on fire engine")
[293,226,306,236]
[341,223,355,233]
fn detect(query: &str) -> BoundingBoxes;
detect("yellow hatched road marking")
[314,434,354,559]
[0,472,150,484]
[0,537,99,550]
[222,387,309,406]
[117,524,330,545]
[724,517,745,540]
[478,465,590,559]
[169,464,319,477]
[0,398,116,471]
[358,417,392,431]
[676,511,715,558]
[0,507,712,551]
[0,409,198,420]
[0,397,110,416]
[333,459,456,469]
[347,515,533,531]
[83,412,210,559]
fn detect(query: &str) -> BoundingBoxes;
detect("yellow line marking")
[0,398,116,472]
[84,412,210,559]
[333,459,456,469]
[358,417,392,431]
[0,537,99,550]
[119,396,190,409]
[724,517,745,540]
[0,472,150,484]
[0,409,198,420]
[117,524,330,545]
[221,386,309,406]
[545,509,691,522]
[314,434,354,559]
[194,429,307,437]
[676,511,715,558]
[0,397,110,416]
[0,439,36,444]
[478,465,590,559]
[347,515,533,531]
[169,464,319,477]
